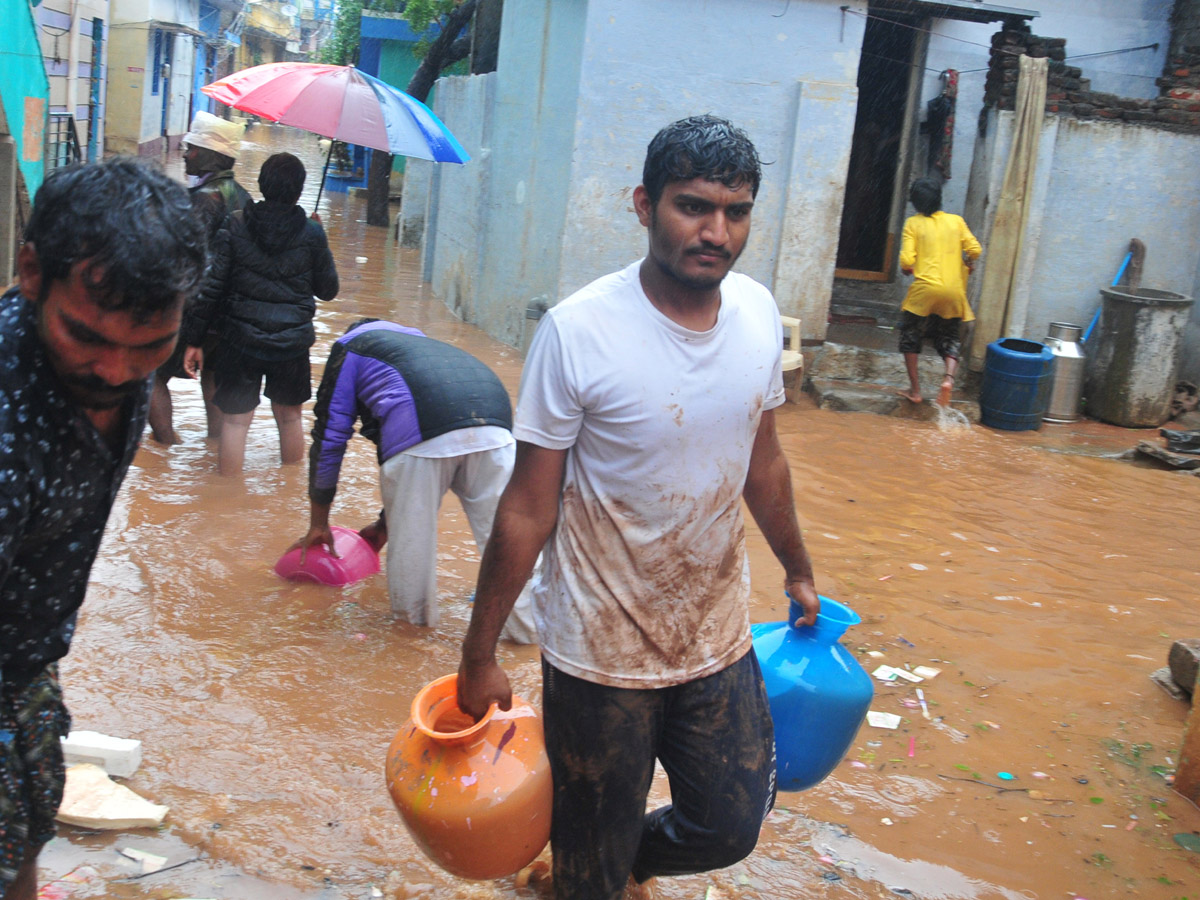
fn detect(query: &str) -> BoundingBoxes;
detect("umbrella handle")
[313,140,334,217]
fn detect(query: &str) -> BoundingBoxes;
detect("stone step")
[805,377,981,424]
[806,341,949,387]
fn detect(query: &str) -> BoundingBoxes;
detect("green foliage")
[402,0,458,33]
[321,0,460,66]
[320,0,364,65]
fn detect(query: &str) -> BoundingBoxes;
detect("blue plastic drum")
[980,338,1055,431]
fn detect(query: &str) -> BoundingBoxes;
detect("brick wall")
[1169,0,1200,65]
[985,27,1200,133]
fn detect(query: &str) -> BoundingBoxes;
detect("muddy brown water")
[37,126,1200,899]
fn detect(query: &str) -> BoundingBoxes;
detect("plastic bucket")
[980,338,1055,431]
[274,525,380,586]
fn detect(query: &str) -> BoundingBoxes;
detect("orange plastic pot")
[384,674,552,880]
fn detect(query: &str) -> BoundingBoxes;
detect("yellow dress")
[899,211,982,321]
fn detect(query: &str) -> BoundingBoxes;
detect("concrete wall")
[427,0,864,347]
[423,0,1189,354]
[921,1,1172,218]
[428,0,589,347]
[103,24,146,154]
[968,109,1200,374]
[558,0,861,337]
[429,74,494,325]
[108,0,198,154]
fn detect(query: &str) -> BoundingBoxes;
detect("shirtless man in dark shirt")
[0,158,206,900]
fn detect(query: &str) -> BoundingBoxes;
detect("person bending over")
[289,318,536,643]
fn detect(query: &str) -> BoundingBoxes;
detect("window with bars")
[47,114,81,170]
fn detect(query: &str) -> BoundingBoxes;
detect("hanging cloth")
[967,55,1049,371]
[926,69,958,179]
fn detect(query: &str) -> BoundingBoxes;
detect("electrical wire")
[842,7,1163,82]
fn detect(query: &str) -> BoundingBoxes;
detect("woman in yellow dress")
[896,177,982,406]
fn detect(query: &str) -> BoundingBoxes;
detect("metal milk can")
[1043,322,1086,423]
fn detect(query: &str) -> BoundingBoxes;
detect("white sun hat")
[183,111,246,160]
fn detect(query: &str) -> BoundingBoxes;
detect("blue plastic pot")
[751,595,874,792]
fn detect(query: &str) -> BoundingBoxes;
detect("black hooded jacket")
[183,200,339,359]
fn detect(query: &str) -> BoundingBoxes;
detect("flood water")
[39,125,1200,900]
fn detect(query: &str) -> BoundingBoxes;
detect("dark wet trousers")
[542,650,776,900]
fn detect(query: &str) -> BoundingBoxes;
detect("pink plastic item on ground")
[274,525,380,586]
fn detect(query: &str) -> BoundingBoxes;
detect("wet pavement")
[36,124,1200,899]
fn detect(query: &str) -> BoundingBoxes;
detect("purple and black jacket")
[307,321,513,505]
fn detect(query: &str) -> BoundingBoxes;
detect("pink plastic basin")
[274,525,381,586]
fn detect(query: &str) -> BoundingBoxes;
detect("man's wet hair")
[910,177,943,216]
[24,157,207,321]
[259,152,306,205]
[344,317,382,335]
[186,144,236,174]
[642,115,763,206]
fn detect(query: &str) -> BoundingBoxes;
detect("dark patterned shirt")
[0,288,149,681]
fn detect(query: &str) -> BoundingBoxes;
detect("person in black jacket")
[183,152,339,476]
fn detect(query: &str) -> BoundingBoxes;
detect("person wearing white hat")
[149,111,252,446]
[182,110,251,214]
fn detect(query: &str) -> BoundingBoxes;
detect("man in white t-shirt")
[457,115,820,900]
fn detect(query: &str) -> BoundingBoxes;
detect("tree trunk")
[366,147,393,228]
[471,0,503,75]
[364,0,480,227]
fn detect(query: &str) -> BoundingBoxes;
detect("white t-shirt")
[514,260,785,689]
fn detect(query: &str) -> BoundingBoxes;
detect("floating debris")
[866,711,902,729]
[118,847,168,874]
[916,688,930,720]
[1173,833,1200,853]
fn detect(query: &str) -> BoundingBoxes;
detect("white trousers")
[378,444,537,643]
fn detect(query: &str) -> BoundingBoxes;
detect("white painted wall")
[920,1,1172,217]
[559,0,863,336]
[427,0,867,346]
[425,0,1194,364]
[967,110,1200,374]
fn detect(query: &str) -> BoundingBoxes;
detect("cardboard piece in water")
[56,763,168,830]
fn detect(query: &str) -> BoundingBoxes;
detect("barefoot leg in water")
[897,352,923,403]
[937,375,954,407]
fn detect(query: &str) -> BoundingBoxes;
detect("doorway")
[835,9,925,282]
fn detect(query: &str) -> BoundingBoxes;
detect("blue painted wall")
[444,0,589,345]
